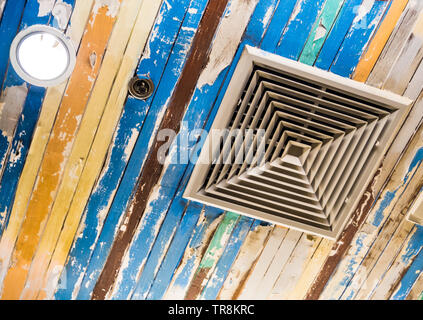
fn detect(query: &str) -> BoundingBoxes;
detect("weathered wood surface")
[0,0,422,300]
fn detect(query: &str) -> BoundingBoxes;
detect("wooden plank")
[162,210,224,300]
[391,234,423,299]
[157,207,224,300]
[146,0,284,302]
[285,238,334,299]
[277,0,326,60]
[383,11,423,94]
[235,226,287,299]
[405,259,423,299]
[183,212,240,300]
[0,0,26,89]
[0,0,75,236]
[239,229,301,300]
[145,204,210,300]
[269,235,321,300]
[353,0,409,82]
[314,0,363,69]
[217,224,272,300]
[44,0,161,301]
[73,0,207,300]
[103,0,222,300]
[367,0,423,87]
[330,0,391,77]
[299,0,345,65]
[199,217,254,300]
[0,0,92,295]
[339,161,423,299]
[91,0,231,300]
[0,0,55,192]
[370,225,423,299]
[21,0,143,300]
[0,0,121,300]
[352,220,415,299]
[109,0,260,301]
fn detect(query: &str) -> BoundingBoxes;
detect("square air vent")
[184,46,411,240]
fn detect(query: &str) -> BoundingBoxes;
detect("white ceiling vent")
[184,46,411,240]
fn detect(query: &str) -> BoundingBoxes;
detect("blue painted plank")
[0,0,26,89]
[330,0,390,77]
[391,226,423,300]
[0,0,76,231]
[276,0,326,60]
[158,208,223,299]
[314,0,363,70]
[94,0,211,300]
[68,0,198,300]
[199,216,255,300]
[259,0,297,52]
[117,0,284,300]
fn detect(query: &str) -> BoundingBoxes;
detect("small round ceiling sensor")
[10,25,76,87]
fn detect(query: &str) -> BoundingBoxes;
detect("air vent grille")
[184,46,411,239]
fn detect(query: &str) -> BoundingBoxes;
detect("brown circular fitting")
[128,77,154,100]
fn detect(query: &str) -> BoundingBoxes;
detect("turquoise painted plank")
[391,226,423,300]
[299,0,345,65]
[119,0,285,300]
[330,0,390,77]
[314,0,363,70]
[276,0,326,60]
[70,0,200,300]
[199,216,255,300]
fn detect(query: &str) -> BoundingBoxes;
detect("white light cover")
[10,25,76,87]
[17,32,69,81]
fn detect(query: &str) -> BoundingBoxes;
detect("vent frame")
[184,46,412,240]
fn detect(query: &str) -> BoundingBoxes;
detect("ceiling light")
[10,25,76,87]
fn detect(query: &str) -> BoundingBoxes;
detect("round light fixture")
[10,25,76,87]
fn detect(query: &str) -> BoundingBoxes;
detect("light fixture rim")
[9,24,76,87]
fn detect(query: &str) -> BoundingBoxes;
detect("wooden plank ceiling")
[0,0,422,300]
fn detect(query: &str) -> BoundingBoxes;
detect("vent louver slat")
[184,46,412,239]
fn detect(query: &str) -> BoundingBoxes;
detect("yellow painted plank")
[353,0,409,82]
[37,0,162,300]
[0,1,121,300]
[20,0,144,300]
[0,0,94,294]
[286,239,334,300]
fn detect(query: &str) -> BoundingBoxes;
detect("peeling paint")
[197,0,258,88]
[0,84,28,138]
[52,0,73,30]
[37,0,55,17]
[93,0,121,18]
[353,0,375,25]
[314,20,327,41]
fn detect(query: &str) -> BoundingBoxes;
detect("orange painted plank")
[353,0,409,82]
[0,3,120,300]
